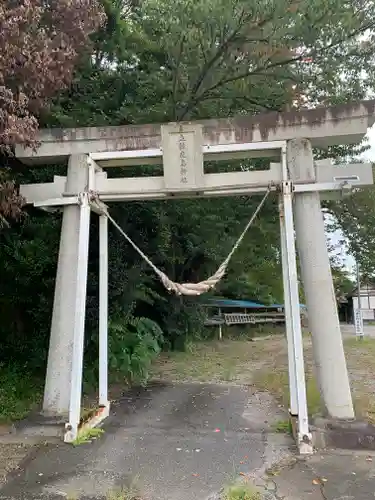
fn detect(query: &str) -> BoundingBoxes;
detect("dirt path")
[151,336,284,386]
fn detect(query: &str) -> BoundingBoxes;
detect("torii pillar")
[287,138,355,420]
[43,154,90,416]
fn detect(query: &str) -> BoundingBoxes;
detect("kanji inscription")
[161,123,204,192]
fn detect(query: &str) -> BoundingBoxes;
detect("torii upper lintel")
[15,100,375,165]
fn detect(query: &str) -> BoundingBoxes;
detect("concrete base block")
[311,416,375,450]
[13,413,65,440]
[64,404,110,443]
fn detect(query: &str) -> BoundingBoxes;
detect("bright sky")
[328,125,375,275]
[362,125,375,161]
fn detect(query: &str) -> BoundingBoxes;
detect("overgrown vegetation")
[72,427,105,446]
[223,483,261,500]
[271,419,293,434]
[253,366,322,416]
[0,364,43,424]
[1,0,375,418]
[105,479,142,500]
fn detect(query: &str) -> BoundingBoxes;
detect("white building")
[351,283,375,321]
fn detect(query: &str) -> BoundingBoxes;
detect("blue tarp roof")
[271,303,307,309]
[203,298,306,309]
[203,298,267,308]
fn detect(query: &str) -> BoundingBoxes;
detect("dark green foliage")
[0,163,63,370]
[107,316,163,385]
[0,363,43,423]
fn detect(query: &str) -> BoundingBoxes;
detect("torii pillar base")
[287,138,354,420]
[42,154,89,416]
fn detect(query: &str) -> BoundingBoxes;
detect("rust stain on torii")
[16,100,375,160]
[207,100,375,143]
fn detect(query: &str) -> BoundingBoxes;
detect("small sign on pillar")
[161,123,204,192]
[354,308,364,338]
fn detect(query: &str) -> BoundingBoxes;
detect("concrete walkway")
[254,451,375,499]
[1,382,375,499]
[0,382,292,499]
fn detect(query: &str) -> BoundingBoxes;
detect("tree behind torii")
[0,0,104,224]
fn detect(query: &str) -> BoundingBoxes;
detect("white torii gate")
[16,101,375,454]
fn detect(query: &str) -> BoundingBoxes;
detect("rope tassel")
[89,190,270,296]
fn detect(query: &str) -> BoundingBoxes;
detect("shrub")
[108,316,164,385]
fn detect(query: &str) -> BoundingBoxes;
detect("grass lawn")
[344,337,375,423]
[152,336,272,385]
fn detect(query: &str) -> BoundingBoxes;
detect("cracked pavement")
[1,382,375,499]
[250,451,375,499]
[0,382,293,499]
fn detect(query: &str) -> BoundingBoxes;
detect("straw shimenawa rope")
[89,189,270,296]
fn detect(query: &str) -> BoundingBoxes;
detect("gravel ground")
[0,444,32,487]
